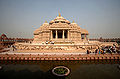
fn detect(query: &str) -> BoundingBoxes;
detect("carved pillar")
[63,30,64,39]
[68,30,69,40]
[50,30,52,40]
[85,34,86,40]
[56,30,58,39]
[86,34,88,40]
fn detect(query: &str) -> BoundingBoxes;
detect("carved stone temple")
[15,14,117,53]
[33,13,89,44]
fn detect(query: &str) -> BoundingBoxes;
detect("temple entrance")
[52,30,56,38]
[58,30,62,38]
[51,30,68,39]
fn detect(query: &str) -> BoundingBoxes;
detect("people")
[113,44,117,53]
[100,49,104,54]
[12,45,17,51]
[12,45,15,51]
[95,49,98,54]
[98,49,101,54]
[86,45,119,55]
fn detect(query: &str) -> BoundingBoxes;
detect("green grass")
[54,67,68,75]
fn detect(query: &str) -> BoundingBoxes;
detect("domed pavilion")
[15,13,117,53]
[33,13,89,44]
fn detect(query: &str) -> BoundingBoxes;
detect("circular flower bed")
[52,66,70,76]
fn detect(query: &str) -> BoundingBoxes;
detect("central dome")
[50,13,70,24]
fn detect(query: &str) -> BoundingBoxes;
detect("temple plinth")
[15,14,118,53]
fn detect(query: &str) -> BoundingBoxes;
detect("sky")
[0,0,120,38]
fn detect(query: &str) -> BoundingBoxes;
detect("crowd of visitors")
[7,45,17,51]
[87,44,120,54]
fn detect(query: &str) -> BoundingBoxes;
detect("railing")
[0,53,119,61]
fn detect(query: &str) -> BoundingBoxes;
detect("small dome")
[43,23,49,26]
[71,22,77,24]
[50,20,54,23]
[65,20,70,23]
[81,29,89,34]
[34,29,39,35]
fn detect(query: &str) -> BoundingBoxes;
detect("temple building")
[33,13,89,44]
[15,14,118,53]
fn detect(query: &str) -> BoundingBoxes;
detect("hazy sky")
[0,0,120,38]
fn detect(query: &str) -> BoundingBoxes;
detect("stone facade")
[14,14,118,53]
[33,13,89,44]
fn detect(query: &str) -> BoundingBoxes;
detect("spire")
[44,20,49,25]
[45,20,48,23]
[59,12,61,17]
[72,20,75,23]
